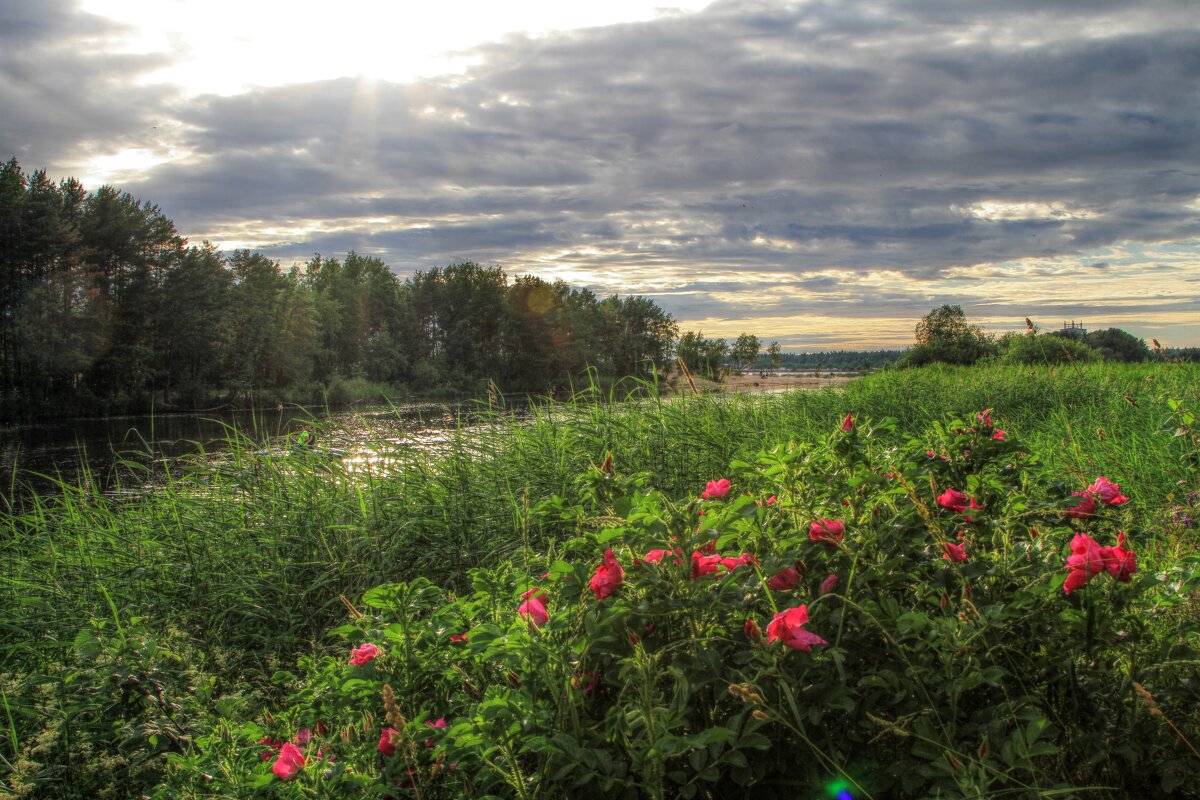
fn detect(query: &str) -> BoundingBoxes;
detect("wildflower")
[349,643,381,666]
[808,519,844,544]
[766,495,777,506]
[993,429,1006,441]
[937,488,969,513]
[721,552,758,572]
[691,550,723,579]
[294,727,312,745]
[1064,532,1104,595]
[962,497,984,524]
[378,728,399,757]
[643,549,667,563]
[942,541,968,563]
[273,742,305,781]
[977,408,992,426]
[766,605,828,652]
[1064,491,1096,520]
[819,573,839,595]
[517,587,550,627]
[1087,476,1129,506]
[702,478,732,499]
[841,413,855,432]
[258,737,283,761]
[449,632,469,643]
[767,567,801,590]
[1100,532,1137,582]
[423,717,447,747]
[590,548,624,600]
[744,619,762,640]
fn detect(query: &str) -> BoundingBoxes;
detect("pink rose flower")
[936,488,969,513]
[744,619,762,640]
[702,478,732,499]
[590,548,624,600]
[349,643,381,666]
[767,567,801,590]
[691,550,723,579]
[1100,532,1136,582]
[643,549,667,563]
[517,587,550,627]
[942,541,967,563]
[808,519,844,544]
[766,605,828,652]
[378,728,399,756]
[992,429,1006,441]
[258,737,283,761]
[840,413,855,432]
[1087,476,1129,506]
[1064,533,1105,595]
[273,742,306,781]
[720,552,758,572]
[1064,491,1096,520]
[819,573,839,595]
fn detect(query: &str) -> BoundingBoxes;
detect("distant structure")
[1060,320,1088,337]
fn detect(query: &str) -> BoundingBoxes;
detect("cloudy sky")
[3,0,1198,349]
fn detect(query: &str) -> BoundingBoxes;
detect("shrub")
[997,332,1100,365]
[160,411,1200,798]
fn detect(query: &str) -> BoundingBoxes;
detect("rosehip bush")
[162,412,1200,798]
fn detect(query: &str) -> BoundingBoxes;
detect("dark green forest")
[0,159,679,420]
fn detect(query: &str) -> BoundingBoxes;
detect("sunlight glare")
[79,0,712,95]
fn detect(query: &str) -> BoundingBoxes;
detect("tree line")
[0,159,678,420]
[897,304,1193,367]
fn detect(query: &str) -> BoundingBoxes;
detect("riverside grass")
[0,361,1198,798]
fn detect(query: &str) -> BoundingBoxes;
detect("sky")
[2,0,1198,350]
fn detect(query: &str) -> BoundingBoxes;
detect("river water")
[0,403,480,500]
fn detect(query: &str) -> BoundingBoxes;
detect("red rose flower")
[766,605,828,652]
[767,567,801,590]
[590,548,624,600]
[809,519,844,544]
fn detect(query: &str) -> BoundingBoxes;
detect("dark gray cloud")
[0,0,181,164]
[4,0,1199,344]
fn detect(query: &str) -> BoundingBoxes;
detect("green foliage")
[3,362,1199,798]
[729,333,761,375]
[162,411,1200,798]
[996,332,1101,365]
[899,306,996,367]
[0,160,682,419]
[1083,328,1152,363]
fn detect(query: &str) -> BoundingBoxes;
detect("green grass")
[0,361,1197,797]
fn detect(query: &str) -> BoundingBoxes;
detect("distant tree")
[1083,328,1150,362]
[676,330,706,376]
[159,243,233,404]
[596,296,678,380]
[899,305,996,367]
[766,341,782,372]
[730,333,761,375]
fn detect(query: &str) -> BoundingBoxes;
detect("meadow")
[1,362,1198,798]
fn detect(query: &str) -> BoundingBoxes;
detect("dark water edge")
[0,401,491,502]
